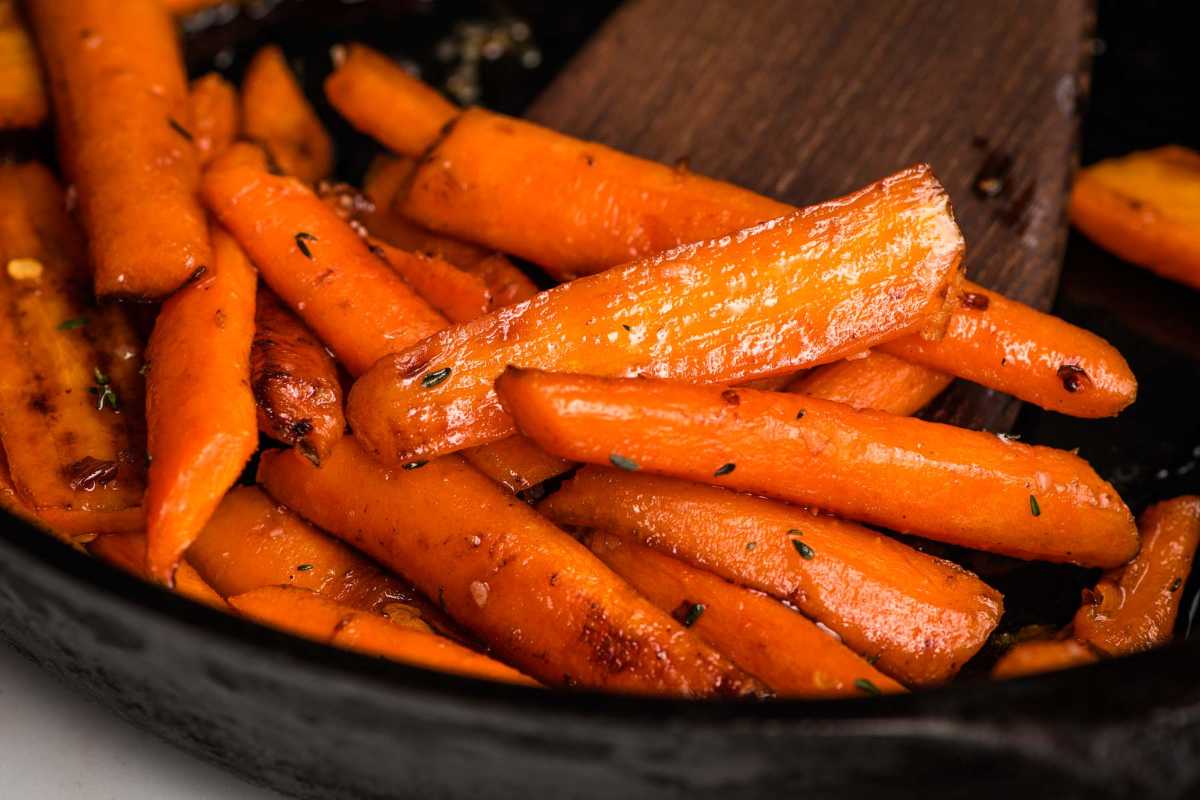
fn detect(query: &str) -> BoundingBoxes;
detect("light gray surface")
[0,642,280,798]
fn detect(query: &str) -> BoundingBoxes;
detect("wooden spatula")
[528,0,1093,432]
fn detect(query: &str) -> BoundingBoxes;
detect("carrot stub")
[788,351,952,416]
[371,239,493,323]
[990,638,1098,680]
[0,0,46,129]
[188,73,239,165]
[242,44,333,184]
[89,531,227,610]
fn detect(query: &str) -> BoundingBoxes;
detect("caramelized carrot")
[27,0,211,298]
[500,369,1138,568]
[324,44,456,159]
[0,162,146,535]
[89,531,227,610]
[350,165,964,463]
[1069,146,1200,291]
[1073,496,1200,656]
[251,289,344,465]
[459,437,571,494]
[144,227,257,583]
[188,73,239,165]
[0,0,46,128]
[242,44,333,184]
[371,240,492,323]
[257,439,762,696]
[540,467,1001,686]
[788,352,952,416]
[990,638,1098,680]
[587,533,903,697]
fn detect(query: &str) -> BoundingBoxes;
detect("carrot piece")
[1069,146,1200,291]
[89,531,228,610]
[350,165,964,463]
[0,0,46,129]
[27,0,211,299]
[208,141,271,173]
[500,369,1138,568]
[242,44,333,184]
[251,289,345,465]
[459,437,572,494]
[189,73,239,166]
[586,532,904,697]
[788,352,952,416]
[540,467,1001,686]
[228,586,537,685]
[990,638,1098,680]
[1073,496,1200,657]
[144,227,257,584]
[324,44,457,159]
[257,439,762,696]
[370,240,492,323]
[0,162,146,534]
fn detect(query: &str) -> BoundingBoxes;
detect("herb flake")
[855,678,881,696]
[402,461,428,471]
[89,367,119,411]
[294,231,318,259]
[58,317,88,331]
[672,600,706,628]
[790,534,815,560]
[167,117,193,142]
[1029,495,1041,517]
[421,367,452,388]
[713,462,736,477]
[609,453,639,472]
[296,563,314,572]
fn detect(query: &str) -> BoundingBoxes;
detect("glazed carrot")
[228,586,537,685]
[144,227,257,584]
[459,437,572,494]
[788,352,952,416]
[0,1,46,128]
[324,44,457,159]
[27,0,211,299]
[89,531,227,610]
[0,163,146,535]
[350,165,964,463]
[251,289,345,465]
[1069,146,1200,291]
[189,73,239,165]
[500,369,1138,568]
[990,638,1098,680]
[242,44,333,184]
[371,240,492,323]
[258,439,762,696]
[1073,496,1200,657]
[586,533,903,697]
[208,141,271,173]
[540,468,1001,686]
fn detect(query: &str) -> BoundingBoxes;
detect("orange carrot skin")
[789,351,952,416]
[460,437,572,494]
[1074,496,1200,657]
[257,439,762,696]
[350,165,964,463]
[990,638,1098,680]
[189,73,239,165]
[251,289,345,464]
[242,44,333,184]
[89,531,227,610]
[501,369,1139,568]
[371,240,492,323]
[0,0,46,128]
[28,0,211,299]
[144,227,258,583]
[325,44,457,159]
[1069,146,1200,291]
[540,467,1001,686]
[587,533,903,697]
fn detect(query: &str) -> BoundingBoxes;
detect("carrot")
[459,437,572,494]
[251,289,345,465]
[189,73,239,165]
[990,638,1098,680]
[144,227,257,584]
[586,532,904,697]
[540,467,1001,686]
[350,165,964,463]
[208,141,270,172]
[257,439,763,696]
[1069,146,1200,291]
[161,0,229,13]
[89,531,227,610]
[27,0,211,299]
[1073,496,1200,657]
[500,369,1138,568]
[788,352,952,416]
[0,0,46,129]
[0,162,146,535]
[371,239,492,323]
[324,44,457,159]
[227,586,537,686]
[242,44,333,184]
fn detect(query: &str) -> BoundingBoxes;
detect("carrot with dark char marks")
[188,73,239,165]
[788,352,953,416]
[242,44,333,184]
[0,0,46,129]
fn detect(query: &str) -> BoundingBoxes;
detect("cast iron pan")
[1,1,1198,797]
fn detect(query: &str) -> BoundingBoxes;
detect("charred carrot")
[27,0,211,298]
[349,165,964,463]
[500,369,1138,568]
[242,44,333,184]
[0,0,46,128]
[257,439,762,696]
[189,73,239,165]
[371,240,492,323]
[144,227,257,584]
[788,352,952,416]
[89,531,227,610]
[990,638,1098,680]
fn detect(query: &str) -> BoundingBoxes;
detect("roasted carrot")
[0,0,46,129]
[89,531,227,610]
[227,586,537,685]
[788,352,953,416]
[189,73,239,166]
[371,240,492,323]
[459,437,572,494]
[144,227,257,584]
[350,165,964,463]
[540,467,1002,686]
[0,162,146,535]
[500,369,1138,568]
[251,289,345,465]
[27,0,211,299]
[1073,496,1200,657]
[257,439,762,696]
[324,44,457,159]
[1070,146,1200,291]
[242,44,333,184]
[586,533,903,697]
[990,638,1098,680]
